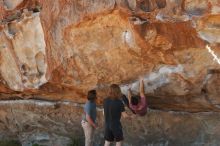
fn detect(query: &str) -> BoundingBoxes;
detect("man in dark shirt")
[104,84,128,146]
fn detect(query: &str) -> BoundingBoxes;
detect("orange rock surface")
[0,0,220,112]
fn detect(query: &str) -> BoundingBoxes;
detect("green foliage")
[32,144,44,146]
[32,144,40,146]
[68,137,82,146]
[0,140,21,146]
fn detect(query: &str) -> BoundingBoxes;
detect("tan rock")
[3,0,24,10]
[0,12,47,91]
[184,0,210,16]
[0,1,220,145]
[0,0,219,112]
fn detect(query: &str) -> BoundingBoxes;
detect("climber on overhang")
[127,78,148,116]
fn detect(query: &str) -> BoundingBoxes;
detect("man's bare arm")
[86,114,97,128]
[122,111,129,118]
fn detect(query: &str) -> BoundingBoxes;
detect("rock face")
[0,12,47,91]
[1,100,220,146]
[0,0,220,145]
[0,0,220,111]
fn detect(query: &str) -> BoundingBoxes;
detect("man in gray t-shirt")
[81,90,97,146]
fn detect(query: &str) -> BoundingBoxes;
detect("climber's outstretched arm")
[128,88,132,104]
[139,78,145,97]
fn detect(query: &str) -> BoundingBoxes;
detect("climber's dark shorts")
[104,125,123,142]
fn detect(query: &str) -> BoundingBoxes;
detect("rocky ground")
[0,100,220,146]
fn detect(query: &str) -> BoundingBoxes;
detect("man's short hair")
[87,90,97,101]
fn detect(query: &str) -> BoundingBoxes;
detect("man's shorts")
[104,125,123,142]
